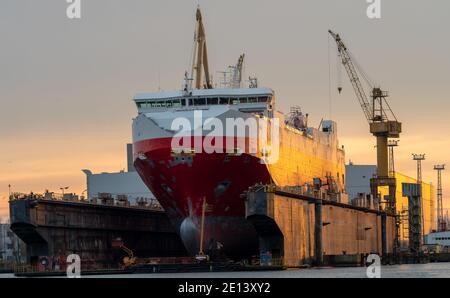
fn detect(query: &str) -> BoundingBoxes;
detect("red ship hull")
[134,137,271,259]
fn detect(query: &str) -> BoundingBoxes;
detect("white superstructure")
[425,231,450,247]
[82,144,155,204]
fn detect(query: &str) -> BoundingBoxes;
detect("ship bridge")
[133,88,274,113]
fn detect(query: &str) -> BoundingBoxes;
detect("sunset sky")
[1,0,449,222]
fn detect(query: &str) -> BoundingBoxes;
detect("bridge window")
[231,98,240,104]
[195,98,206,105]
[207,98,219,105]
[151,101,166,108]
[220,97,230,105]
[166,99,183,108]
[188,98,207,106]
[136,95,272,109]
[137,98,186,109]
[189,98,206,106]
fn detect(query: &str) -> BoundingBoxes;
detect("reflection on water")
[95,263,450,278]
[1,262,449,278]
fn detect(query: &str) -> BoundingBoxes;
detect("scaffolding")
[402,183,422,253]
[412,154,426,242]
[434,165,446,231]
[388,140,399,178]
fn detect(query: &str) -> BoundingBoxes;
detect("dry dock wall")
[9,199,187,269]
[246,191,395,267]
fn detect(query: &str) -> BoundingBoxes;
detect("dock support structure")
[9,198,187,268]
[314,199,323,266]
[381,213,387,257]
[401,183,423,253]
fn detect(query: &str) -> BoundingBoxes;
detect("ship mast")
[231,54,245,89]
[191,8,213,90]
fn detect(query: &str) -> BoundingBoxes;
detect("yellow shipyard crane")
[328,30,402,213]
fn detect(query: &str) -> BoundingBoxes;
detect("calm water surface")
[2,263,449,278]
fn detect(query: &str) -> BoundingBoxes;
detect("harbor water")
[1,262,449,278]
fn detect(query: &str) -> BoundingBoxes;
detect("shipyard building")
[346,164,436,249]
[82,144,156,205]
[0,223,26,265]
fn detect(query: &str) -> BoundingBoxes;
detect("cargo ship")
[132,9,345,259]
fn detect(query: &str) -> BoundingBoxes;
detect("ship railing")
[135,256,197,265]
[252,256,320,268]
[9,192,164,211]
[248,184,357,206]
[247,184,311,196]
[13,261,124,275]
[9,192,43,201]
[250,256,284,267]
[247,184,269,193]
[0,261,15,273]
[14,263,39,274]
[9,192,76,201]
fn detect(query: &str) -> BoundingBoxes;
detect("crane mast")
[328,30,402,215]
[231,54,245,89]
[191,8,213,90]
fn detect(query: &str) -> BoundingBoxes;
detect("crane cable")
[348,49,375,89]
[327,33,332,120]
[337,52,342,94]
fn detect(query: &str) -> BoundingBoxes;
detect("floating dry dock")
[9,185,397,273]
[245,187,396,267]
[9,196,187,270]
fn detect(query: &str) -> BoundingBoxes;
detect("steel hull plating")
[134,137,270,258]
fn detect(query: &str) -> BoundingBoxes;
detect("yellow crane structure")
[111,237,137,268]
[328,30,402,213]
